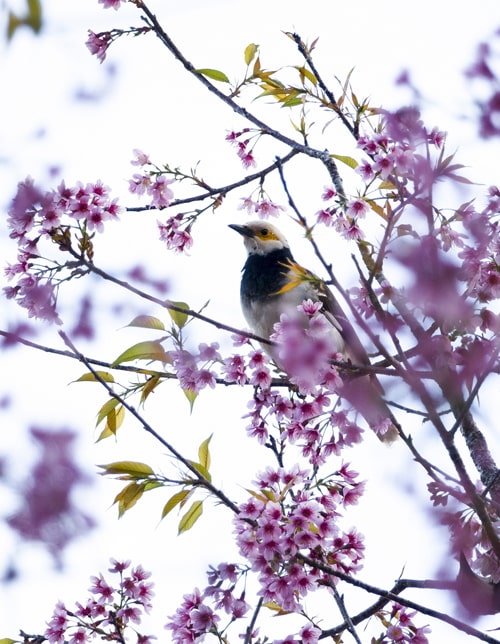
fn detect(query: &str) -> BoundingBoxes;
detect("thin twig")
[289,32,356,139]
[244,596,263,644]
[329,582,362,644]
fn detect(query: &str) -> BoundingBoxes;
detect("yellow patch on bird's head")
[229,220,289,256]
[253,226,280,242]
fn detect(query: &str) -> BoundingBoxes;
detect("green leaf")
[111,341,168,367]
[161,489,192,519]
[198,434,212,471]
[114,482,146,517]
[96,397,120,427]
[183,388,197,412]
[75,370,115,383]
[258,76,285,89]
[144,480,163,492]
[99,461,155,477]
[262,601,292,615]
[126,315,166,331]
[378,179,396,190]
[365,198,386,219]
[195,68,229,83]
[187,459,211,482]
[27,0,42,30]
[281,94,304,108]
[140,374,161,405]
[330,153,358,169]
[7,12,22,40]
[295,65,317,86]
[7,0,42,40]
[244,43,259,65]
[106,405,125,434]
[167,300,190,329]
[178,500,203,534]
[0,638,19,644]
[97,405,125,441]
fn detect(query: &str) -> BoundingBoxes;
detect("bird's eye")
[260,228,269,236]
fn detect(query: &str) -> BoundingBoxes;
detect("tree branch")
[295,556,500,643]
[58,331,240,515]
[64,246,274,347]
[126,149,300,212]
[133,1,344,182]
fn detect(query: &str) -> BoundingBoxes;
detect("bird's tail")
[341,374,399,443]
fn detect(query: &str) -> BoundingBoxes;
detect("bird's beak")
[228,223,255,238]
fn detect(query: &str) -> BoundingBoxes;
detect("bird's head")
[229,220,289,256]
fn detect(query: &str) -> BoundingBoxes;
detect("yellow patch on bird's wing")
[274,260,322,295]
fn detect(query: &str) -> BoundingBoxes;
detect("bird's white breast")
[242,281,346,357]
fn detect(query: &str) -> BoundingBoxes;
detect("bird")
[229,220,399,443]
[456,552,500,616]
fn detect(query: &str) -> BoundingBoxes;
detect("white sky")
[1,0,500,641]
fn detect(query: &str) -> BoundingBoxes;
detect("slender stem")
[289,33,356,139]
[243,596,263,644]
[329,582,362,644]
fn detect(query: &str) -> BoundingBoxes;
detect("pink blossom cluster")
[348,280,396,322]
[239,194,285,219]
[242,360,355,460]
[271,300,345,395]
[315,110,445,241]
[86,27,152,64]
[7,428,95,564]
[222,352,248,385]
[356,108,444,185]
[226,128,258,168]
[7,178,120,245]
[98,0,125,9]
[427,468,500,611]
[4,178,122,322]
[221,306,365,462]
[390,184,500,388]
[166,563,250,642]
[316,186,367,241]
[86,30,113,63]
[233,465,365,613]
[128,150,193,250]
[129,172,175,209]
[273,623,322,644]
[170,342,221,393]
[166,466,365,643]
[465,34,500,138]
[457,188,500,306]
[128,148,175,209]
[157,215,194,253]
[45,559,155,644]
[382,603,431,643]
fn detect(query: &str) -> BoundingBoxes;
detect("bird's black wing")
[315,277,380,367]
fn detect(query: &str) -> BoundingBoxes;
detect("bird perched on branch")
[229,220,399,443]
